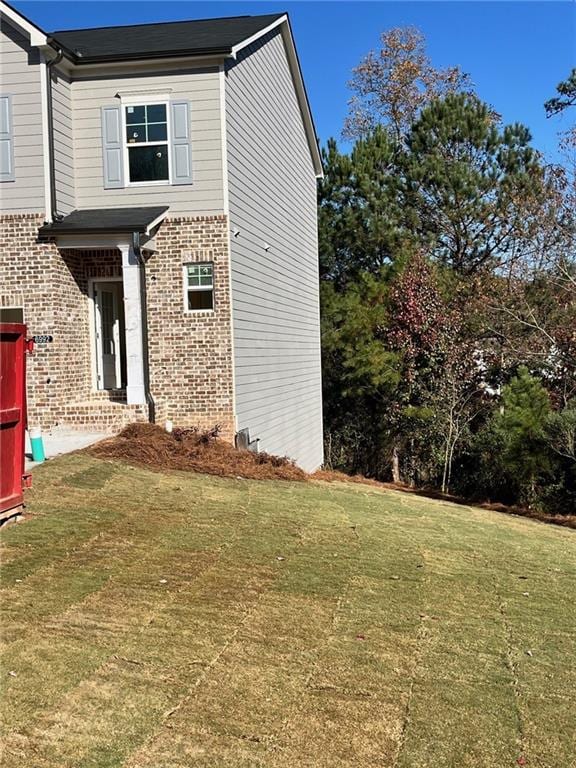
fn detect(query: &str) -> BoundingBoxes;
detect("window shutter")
[101,105,124,189]
[170,100,193,185]
[0,95,15,183]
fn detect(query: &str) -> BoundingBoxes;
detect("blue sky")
[17,1,576,161]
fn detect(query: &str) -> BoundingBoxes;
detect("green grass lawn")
[1,454,575,768]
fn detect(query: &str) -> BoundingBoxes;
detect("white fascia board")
[228,15,323,179]
[66,54,225,76]
[228,14,288,59]
[48,235,132,250]
[0,1,47,46]
[144,208,169,235]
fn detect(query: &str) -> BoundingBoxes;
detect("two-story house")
[0,2,324,471]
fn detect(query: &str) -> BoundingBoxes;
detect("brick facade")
[0,213,235,438]
[147,215,235,439]
[0,214,92,428]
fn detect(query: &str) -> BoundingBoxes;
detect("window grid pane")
[126,104,168,145]
[188,290,213,311]
[187,264,213,289]
[185,263,214,310]
[126,105,146,124]
[127,124,147,143]
[146,104,166,123]
[128,145,169,182]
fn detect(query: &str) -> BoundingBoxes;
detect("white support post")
[120,243,146,405]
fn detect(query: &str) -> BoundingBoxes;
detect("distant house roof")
[48,14,285,64]
[39,207,169,236]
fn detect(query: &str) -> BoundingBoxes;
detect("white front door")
[94,282,122,390]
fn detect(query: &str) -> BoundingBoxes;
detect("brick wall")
[0,213,235,438]
[146,215,235,440]
[0,214,86,428]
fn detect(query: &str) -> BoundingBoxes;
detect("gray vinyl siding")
[71,66,224,214]
[0,19,45,213]
[52,69,75,215]
[226,29,323,472]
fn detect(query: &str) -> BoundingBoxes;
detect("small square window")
[147,104,167,123]
[185,263,214,311]
[126,105,146,124]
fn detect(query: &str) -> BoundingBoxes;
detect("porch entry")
[93,280,127,391]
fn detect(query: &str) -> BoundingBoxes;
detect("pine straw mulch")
[87,423,308,482]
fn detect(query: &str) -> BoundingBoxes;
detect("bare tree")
[344,27,473,142]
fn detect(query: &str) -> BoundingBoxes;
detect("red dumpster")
[0,323,29,518]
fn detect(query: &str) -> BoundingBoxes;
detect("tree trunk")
[446,439,456,495]
[441,438,451,494]
[391,445,401,484]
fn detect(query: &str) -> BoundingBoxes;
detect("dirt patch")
[87,423,308,483]
[313,469,391,488]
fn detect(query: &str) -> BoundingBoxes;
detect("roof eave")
[40,225,139,236]
[56,45,233,66]
[228,13,287,59]
[0,0,47,46]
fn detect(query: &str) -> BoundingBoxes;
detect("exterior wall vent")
[235,428,260,453]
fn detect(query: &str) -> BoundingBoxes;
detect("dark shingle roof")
[49,14,284,63]
[39,207,169,235]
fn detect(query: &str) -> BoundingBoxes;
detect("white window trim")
[117,90,173,103]
[182,263,215,314]
[121,98,172,187]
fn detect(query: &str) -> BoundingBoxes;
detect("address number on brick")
[32,335,54,344]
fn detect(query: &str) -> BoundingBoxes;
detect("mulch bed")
[88,423,308,482]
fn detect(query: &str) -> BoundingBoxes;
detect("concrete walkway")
[25,429,108,470]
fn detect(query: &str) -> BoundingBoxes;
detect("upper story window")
[125,103,169,184]
[102,99,192,190]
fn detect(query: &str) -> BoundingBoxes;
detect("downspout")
[45,45,64,222]
[132,231,156,424]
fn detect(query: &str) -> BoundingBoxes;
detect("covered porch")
[39,206,168,430]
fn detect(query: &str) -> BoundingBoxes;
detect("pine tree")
[495,367,552,502]
[317,130,406,287]
[545,69,576,116]
[403,93,545,273]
